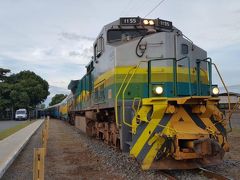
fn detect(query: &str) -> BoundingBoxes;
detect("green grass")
[0,120,34,140]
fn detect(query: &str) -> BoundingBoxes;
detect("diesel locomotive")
[47,17,230,170]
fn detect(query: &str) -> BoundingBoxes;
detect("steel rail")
[159,171,177,180]
[199,167,232,180]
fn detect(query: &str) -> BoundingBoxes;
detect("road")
[0,120,26,132]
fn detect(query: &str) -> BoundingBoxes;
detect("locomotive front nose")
[173,134,224,160]
[130,97,228,170]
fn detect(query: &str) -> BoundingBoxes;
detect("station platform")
[0,119,44,178]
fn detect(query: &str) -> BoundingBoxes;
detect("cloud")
[142,0,240,51]
[0,30,94,67]
[0,29,93,100]
[0,0,239,98]
[68,47,93,60]
[60,32,95,41]
[68,51,81,57]
[233,9,240,14]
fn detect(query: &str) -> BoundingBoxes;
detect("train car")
[45,94,72,120]
[59,94,72,121]
[67,17,230,170]
[67,81,79,125]
[46,103,60,118]
[29,108,45,119]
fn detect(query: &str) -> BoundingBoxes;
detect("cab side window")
[94,36,104,62]
[181,44,188,55]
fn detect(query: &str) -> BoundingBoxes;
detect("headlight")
[154,86,164,95]
[143,19,149,25]
[212,87,219,95]
[143,19,155,25]
[149,20,154,25]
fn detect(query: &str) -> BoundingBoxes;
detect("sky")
[0,0,240,99]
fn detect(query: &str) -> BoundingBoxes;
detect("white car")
[15,109,28,120]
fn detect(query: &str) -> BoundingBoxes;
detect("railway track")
[198,168,232,180]
[160,171,177,180]
[159,167,233,180]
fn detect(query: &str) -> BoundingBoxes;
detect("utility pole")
[11,106,14,120]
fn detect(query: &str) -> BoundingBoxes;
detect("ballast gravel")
[68,122,208,180]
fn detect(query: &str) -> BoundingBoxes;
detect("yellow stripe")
[199,105,225,144]
[76,90,90,104]
[94,66,209,86]
[130,104,167,157]
[141,122,172,170]
[141,137,165,170]
[60,104,68,115]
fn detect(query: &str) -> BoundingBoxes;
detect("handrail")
[117,57,193,127]
[197,57,232,132]
[132,97,142,114]
[115,66,137,127]
[228,100,240,120]
[115,56,227,130]
[196,58,213,91]
[148,56,192,96]
[122,61,148,127]
[146,57,176,96]
[121,57,193,127]
[176,56,192,96]
[212,62,232,132]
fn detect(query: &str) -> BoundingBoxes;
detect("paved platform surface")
[0,120,26,132]
[0,119,44,178]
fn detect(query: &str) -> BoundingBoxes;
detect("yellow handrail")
[115,66,138,127]
[212,63,231,115]
[115,59,231,132]
[212,63,232,132]
[132,97,142,114]
[227,98,239,122]
[122,61,147,127]
[115,61,147,127]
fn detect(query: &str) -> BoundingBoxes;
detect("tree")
[49,94,67,106]
[9,71,49,108]
[10,90,30,109]
[0,81,13,111]
[0,68,10,82]
[0,70,50,118]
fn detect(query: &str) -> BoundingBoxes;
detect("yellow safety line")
[142,140,163,169]
[142,134,165,170]
[115,60,147,127]
[115,66,136,127]
[212,63,232,132]
[132,97,142,114]
[130,104,167,157]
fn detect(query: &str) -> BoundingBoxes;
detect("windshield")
[16,111,26,114]
[107,29,147,43]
